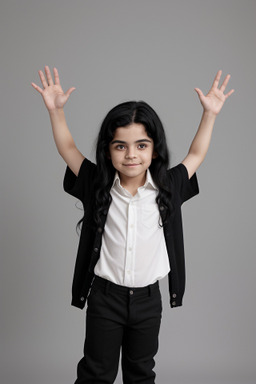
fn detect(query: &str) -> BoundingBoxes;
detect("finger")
[38,69,48,89]
[224,89,235,99]
[211,70,222,89]
[53,67,60,85]
[45,65,54,86]
[194,88,204,99]
[220,74,231,93]
[65,87,76,98]
[31,82,43,94]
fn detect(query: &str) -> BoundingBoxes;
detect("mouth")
[123,163,140,167]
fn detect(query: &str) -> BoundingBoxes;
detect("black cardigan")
[63,157,199,310]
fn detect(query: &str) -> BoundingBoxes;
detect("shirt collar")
[111,168,158,191]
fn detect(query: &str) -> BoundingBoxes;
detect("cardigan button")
[172,293,177,298]
[94,247,99,252]
[80,296,85,301]
[172,301,176,306]
[97,227,103,233]
[159,205,165,211]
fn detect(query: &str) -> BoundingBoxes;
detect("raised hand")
[194,70,234,115]
[31,66,75,111]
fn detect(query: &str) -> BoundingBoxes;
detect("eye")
[116,145,125,150]
[138,143,147,149]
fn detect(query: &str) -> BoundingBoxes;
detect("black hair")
[76,100,175,234]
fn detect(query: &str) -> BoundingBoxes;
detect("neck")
[119,171,147,194]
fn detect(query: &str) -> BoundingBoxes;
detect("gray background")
[1,0,255,383]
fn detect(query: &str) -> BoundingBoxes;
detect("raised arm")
[31,66,85,176]
[182,70,234,179]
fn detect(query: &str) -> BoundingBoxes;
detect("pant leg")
[121,285,162,384]
[74,283,124,384]
[74,277,162,384]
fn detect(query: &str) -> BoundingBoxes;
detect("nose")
[125,147,137,159]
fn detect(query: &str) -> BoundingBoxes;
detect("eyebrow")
[110,139,152,145]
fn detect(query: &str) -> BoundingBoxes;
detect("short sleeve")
[63,157,96,203]
[169,163,199,205]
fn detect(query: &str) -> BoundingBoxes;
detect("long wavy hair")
[76,100,175,234]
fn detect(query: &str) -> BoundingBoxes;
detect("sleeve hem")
[178,163,199,204]
[63,157,95,201]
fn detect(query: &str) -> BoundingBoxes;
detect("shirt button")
[130,224,134,228]
[172,293,177,298]
[127,270,130,274]
[172,301,176,306]
[129,247,132,251]
[129,290,134,295]
[80,296,85,301]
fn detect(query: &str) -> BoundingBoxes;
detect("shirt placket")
[124,198,137,287]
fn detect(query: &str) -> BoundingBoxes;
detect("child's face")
[108,123,157,185]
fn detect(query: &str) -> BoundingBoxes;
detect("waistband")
[92,275,159,297]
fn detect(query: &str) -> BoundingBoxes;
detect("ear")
[152,151,158,159]
[106,151,111,159]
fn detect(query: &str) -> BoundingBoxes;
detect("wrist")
[48,107,65,116]
[202,109,217,120]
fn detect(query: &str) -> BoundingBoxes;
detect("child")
[31,67,234,384]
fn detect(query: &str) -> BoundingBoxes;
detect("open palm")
[195,70,234,115]
[31,66,75,111]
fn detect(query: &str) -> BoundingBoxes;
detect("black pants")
[74,275,163,384]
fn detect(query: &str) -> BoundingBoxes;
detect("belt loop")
[105,280,110,296]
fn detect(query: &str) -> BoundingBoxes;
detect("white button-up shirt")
[94,168,170,287]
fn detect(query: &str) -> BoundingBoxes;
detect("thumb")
[194,88,204,99]
[65,87,76,98]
